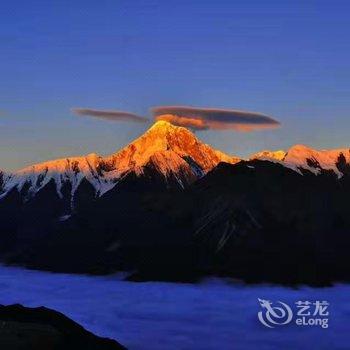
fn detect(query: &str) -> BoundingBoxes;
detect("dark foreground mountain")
[0,304,126,349]
[1,122,350,284]
[191,160,350,285]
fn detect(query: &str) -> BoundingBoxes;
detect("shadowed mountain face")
[1,122,350,284]
[0,304,125,350]
[0,171,3,189]
[190,161,350,284]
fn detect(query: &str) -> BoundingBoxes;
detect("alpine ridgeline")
[1,122,350,284]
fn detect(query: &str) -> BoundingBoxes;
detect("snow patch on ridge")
[250,145,350,177]
[284,144,350,177]
[1,153,116,200]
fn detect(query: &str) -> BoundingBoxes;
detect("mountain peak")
[250,150,286,161]
[143,120,194,141]
[108,120,239,176]
[147,120,178,131]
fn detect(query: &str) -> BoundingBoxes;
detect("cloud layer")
[152,106,280,132]
[71,108,148,123]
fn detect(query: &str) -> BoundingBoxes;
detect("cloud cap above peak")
[154,114,209,130]
[71,108,148,123]
[151,106,280,132]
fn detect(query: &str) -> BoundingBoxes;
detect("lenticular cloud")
[72,108,148,123]
[152,106,280,132]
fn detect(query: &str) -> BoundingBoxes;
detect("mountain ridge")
[2,122,350,205]
[0,121,239,201]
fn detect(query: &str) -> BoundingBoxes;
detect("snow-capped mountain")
[0,121,239,202]
[2,121,350,207]
[1,153,112,199]
[250,145,350,177]
[1,128,350,284]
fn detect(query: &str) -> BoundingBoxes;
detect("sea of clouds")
[0,266,348,349]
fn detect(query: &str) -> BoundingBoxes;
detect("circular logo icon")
[258,298,293,328]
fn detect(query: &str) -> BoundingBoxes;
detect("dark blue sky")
[1,0,349,170]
